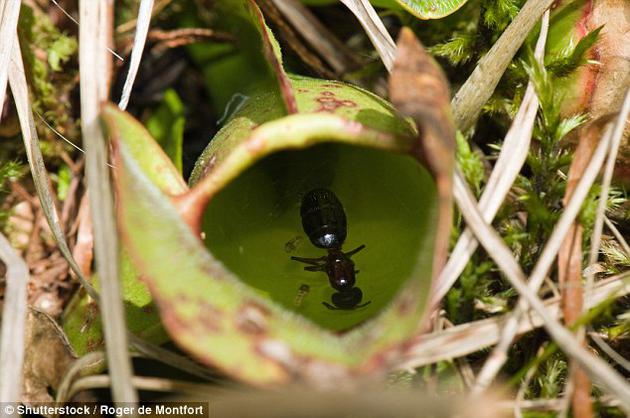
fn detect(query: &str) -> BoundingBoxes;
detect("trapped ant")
[291,188,371,310]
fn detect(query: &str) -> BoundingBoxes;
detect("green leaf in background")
[146,89,185,174]
[184,0,296,115]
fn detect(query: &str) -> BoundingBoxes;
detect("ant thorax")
[325,252,356,291]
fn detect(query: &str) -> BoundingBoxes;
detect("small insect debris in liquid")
[284,236,303,254]
[293,284,310,307]
[291,188,370,310]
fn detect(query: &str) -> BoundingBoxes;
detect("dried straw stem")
[0,232,29,404]
[453,167,630,410]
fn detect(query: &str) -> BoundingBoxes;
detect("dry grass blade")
[271,0,356,74]
[515,344,547,418]
[338,0,396,71]
[0,0,20,119]
[67,382,503,418]
[451,0,555,131]
[452,168,630,411]
[51,0,124,61]
[473,124,613,392]
[127,335,221,383]
[399,273,630,369]
[500,396,623,412]
[116,0,171,33]
[67,375,229,400]
[118,0,154,110]
[55,351,106,406]
[35,111,86,154]
[79,0,137,404]
[8,37,98,301]
[566,87,630,418]
[604,217,630,257]
[432,11,549,307]
[432,88,538,305]
[54,340,221,406]
[0,232,29,403]
[257,0,335,79]
[210,389,505,418]
[589,333,630,373]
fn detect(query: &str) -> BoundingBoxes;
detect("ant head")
[326,254,356,291]
[331,287,364,309]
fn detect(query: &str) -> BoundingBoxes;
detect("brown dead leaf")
[5,200,34,253]
[558,119,601,418]
[71,193,94,280]
[560,0,630,183]
[21,308,77,404]
[389,27,455,283]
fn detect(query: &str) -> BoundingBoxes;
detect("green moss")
[429,32,476,66]
[0,160,24,227]
[456,132,485,195]
[18,4,78,148]
[482,0,521,31]
[48,35,77,71]
[146,89,186,173]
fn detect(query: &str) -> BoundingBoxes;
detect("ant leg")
[291,255,326,265]
[345,244,366,257]
[355,300,372,309]
[304,264,325,272]
[322,301,339,310]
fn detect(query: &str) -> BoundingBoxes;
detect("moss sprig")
[0,160,24,226]
[546,26,603,78]
[428,32,476,66]
[18,4,79,152]
[481,0,521,31]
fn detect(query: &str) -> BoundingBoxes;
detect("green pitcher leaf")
[189,74,416,183]
[393,0,468,19]
[299,0,468,19]
[62,106,184,355]
[109,31,455,382]
[187,75,431,331]
[73,12,454,386]
[112,85,441,384]
[62,254,170,356]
